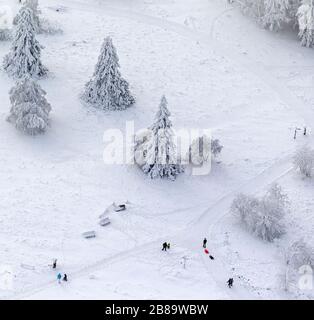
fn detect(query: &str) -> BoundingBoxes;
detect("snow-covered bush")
[7,78,51,135]
[3,6,48,79]
[187,135,223,166]
[285,240,314,293]
[142,96,184,180]
[211,138,223,157]
[297,0,314,47]
[188,135,211,166]
[82,37,135,110]
[231,183,288,242]
[293,146,314,177]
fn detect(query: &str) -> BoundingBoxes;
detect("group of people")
[161,238,234,289]
[52,259,68,284]
[52,238,234,288]
[204,238,234,288]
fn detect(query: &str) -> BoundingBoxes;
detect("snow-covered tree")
[285,239,314,293]
[231,184,287,242]
[261,0,291,31]
[290,0,302,23]
[294,146,314,177]
[188,135,211,166]
[3,6,47,79]
[238,0,301,29]
[82,37,135,110]
[25,0,40,32]
[211,138,223,157]
[231,193,260,226]
[14,0,40,32]
[297,0,314,47]
[14,0,62,35]
[142,96,184,180]
[187,135,223,166]
[7,78,51,135]
[256,183,288,241]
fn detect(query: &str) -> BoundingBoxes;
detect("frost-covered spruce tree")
[142,96,184,180]
[82,37,135,110]
[261,0,291,31]
[14,0,40,33]
[7,77,51,135]
[3,6,47,79]
[25,0,40,33]
[297,0,314,47]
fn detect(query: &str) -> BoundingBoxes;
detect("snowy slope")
[0,0,313,299]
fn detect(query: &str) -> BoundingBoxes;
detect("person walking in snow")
[63,274,68,282]
[162,242,168,251]
[52,259,57,269]
[57,273,62,284]
[227,278,234,288]
[203,238,207,248]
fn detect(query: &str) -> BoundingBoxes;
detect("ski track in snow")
[3,0,314,299]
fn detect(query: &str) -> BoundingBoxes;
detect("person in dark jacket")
[227,278,234,288]
[63,274,68,282]
[162,242,168,251]
[203,238,207,248]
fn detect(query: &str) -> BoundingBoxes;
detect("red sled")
[204,249,209,254]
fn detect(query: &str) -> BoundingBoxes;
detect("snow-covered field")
[0,0,313,299]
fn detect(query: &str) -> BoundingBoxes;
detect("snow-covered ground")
[0,0,313,299]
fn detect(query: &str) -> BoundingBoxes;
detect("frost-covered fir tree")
[297,0,314,47]
[82,37,135,110]
[7,78,51,135]
[142,96,184,180]
[14,0,40,33]
[3,6,47,79]
[261,0,291,31]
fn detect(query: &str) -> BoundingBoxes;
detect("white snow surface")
[0,0,313,299]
